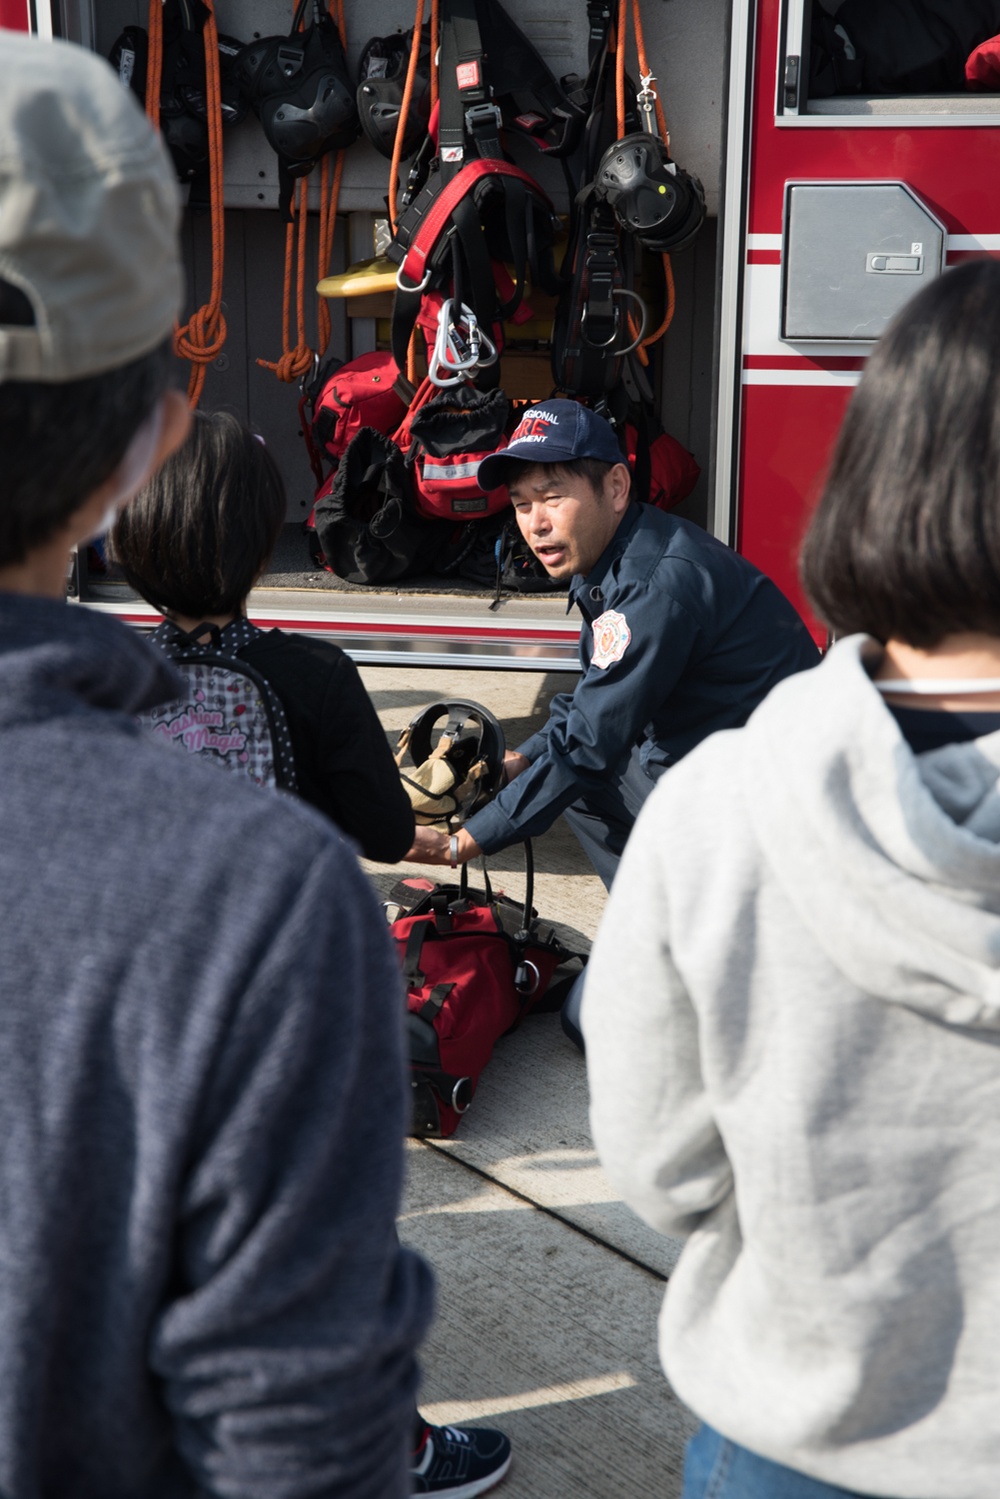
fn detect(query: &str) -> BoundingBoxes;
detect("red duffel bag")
[388,855,575,1137]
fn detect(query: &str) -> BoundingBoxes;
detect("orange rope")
[429,0,440,111]
[258,177,317,383]
[173,0,226,406]
[259,1,347,381]
[316,150,345,358]
[639,252,675,351]
[631,0,675,351]
[258,1,309,382]
[389,0,427,233]
[615,0,627,139]
[609,0,673,356]
[145,0,163,123]
[316,0,346,358]
[631,0,669,143]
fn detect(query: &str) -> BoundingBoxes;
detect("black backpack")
[311,428,453,585]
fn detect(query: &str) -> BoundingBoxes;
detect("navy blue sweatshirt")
[0,594,433,1498]
[467,504,820,852]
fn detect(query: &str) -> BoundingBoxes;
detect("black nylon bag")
[835,0,1000,93]
[406,386,509,461]
[438,514,564,596]
[312,428,451,584]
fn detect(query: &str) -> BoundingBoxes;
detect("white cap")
[0,32,183,383]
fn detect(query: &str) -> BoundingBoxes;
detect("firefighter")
[405,399,820,890]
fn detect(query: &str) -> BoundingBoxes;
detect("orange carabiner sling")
[145,0,228,406]
[259,0,348,384]
[613,0,676,360]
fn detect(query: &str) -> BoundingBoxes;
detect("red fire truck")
[4,0,991,663]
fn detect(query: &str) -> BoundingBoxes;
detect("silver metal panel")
[712,0,755,546]
[80,597,583,672]
[781,182,945,343]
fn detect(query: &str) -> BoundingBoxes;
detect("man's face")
[508,463,631,582]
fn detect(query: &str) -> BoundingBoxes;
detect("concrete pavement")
[358,664,696,1498]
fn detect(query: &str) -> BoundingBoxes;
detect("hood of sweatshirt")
[743,634,1000,1031]
[0,591,181,726]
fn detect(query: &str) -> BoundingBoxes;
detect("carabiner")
[395,261,432,295]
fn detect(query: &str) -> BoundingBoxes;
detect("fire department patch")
[591,609,631,669]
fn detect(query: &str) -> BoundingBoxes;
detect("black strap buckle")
[465,101,502,135]
[464,100,503,159]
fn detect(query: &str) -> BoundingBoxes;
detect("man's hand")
[503,751,531,784]
[404,826,483,865]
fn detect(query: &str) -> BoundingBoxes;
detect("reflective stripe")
[421,459,482,481]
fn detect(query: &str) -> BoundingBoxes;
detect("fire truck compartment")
[781,181,945,341]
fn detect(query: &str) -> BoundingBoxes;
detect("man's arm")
[150,832,433,1498]
[405,750,529,865]
[457,585,705,856]
[512,690,574,764]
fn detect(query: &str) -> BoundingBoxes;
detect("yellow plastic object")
[317,256,398,299]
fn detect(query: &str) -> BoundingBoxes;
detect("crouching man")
[0,33,432,1497]
[408,399,819,883]
[405,401,820,1042]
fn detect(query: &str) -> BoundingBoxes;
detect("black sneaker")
[410,1421,512,1497]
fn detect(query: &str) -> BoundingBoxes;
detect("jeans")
[682,1425,881,1499]
[561,743,660,892]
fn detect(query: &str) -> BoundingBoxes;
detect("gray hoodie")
[584,635,1000,1499]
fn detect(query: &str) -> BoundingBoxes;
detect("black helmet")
[396,700,506,826]
[594,133,705,253]
[238,3,358,177]
[356,25,431,161]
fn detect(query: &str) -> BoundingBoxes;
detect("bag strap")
[152,619,299,792]
[586,0,615,71]
[403,920,429,986]
[438,0,498,177]
[391,158,553,293]
[418,983,455,1021]
[472,0,587,158]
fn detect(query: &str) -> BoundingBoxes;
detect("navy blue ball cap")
[477,399,624,493]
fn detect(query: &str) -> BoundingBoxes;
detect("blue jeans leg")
[561,744,659,891]
[682,1425,883,1499]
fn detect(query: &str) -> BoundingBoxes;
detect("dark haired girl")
[585,258,1000,1499]
[111,409,414,863]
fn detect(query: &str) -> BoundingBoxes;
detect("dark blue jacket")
[467,503,820,853]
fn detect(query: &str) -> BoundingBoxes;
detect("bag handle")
[403,920,428,985]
